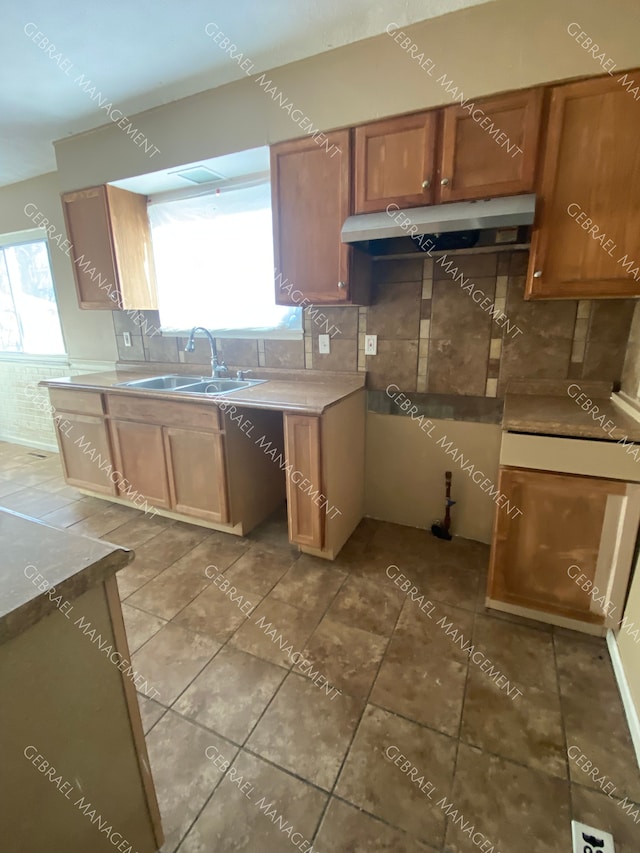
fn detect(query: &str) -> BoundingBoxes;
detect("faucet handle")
[236,369,253,380]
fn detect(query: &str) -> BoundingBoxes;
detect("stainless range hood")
[341,194,536,244]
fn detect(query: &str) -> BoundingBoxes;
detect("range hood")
[341,194,536,244]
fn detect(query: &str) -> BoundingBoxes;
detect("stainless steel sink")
[115,375,265,395]
[117,375,205,390]
[177,379,265,395]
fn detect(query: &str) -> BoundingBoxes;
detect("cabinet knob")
[533,270,543,278]
[422,179,430,189]
[338,281,346,289]
[440,177,450,186]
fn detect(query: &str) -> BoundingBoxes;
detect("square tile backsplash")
[114,250,636,397]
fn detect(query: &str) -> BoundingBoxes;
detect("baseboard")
[0,432,58,453]
[607,629,640,770]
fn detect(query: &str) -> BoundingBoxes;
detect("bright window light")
[0,236,65,355]
[148,183,300,334]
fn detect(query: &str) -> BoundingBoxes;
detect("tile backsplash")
[114,250,635,397]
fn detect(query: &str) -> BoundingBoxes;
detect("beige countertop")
[40,371,365,415]
[503,390,640,441]
[0,509,132,644]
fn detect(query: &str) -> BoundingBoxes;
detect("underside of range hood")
[341,194,536,246]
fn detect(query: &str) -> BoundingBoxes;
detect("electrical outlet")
[123,332,132,347]
[365,334,377,355]
[318,334,330,354]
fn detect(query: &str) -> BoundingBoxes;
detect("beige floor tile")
[131,623,219,706]
[445,744,571,853]
[136,694,166,734]
[126,556,214,620]
[556,633,640,802]
[68,503,140,538]
[121,603,166,653]
[146,710,235,852]
[173,581,259,643]
[335,704,457,845]
[230,596,320,667]
[371,648,467,736]
[315,798,434,852]
[471,614,558,693]
[40,496,106,528]
[270,557,346,615]
[571,783,640,853]
[325,574,405,636]
[223,546,297,596]
[1,487,76,518]
[175,645,286,743]
[177,750,326,853]
[301,616,388,700]
[247,672,363,790]
[104,513,175,549]
[185,531,250,572]
[460,673,566,778]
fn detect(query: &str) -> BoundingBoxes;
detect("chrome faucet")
[184,327,228,378]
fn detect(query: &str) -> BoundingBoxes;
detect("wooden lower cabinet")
[283,414,323,548]
[487,466,631,625]
[164,426,228,523]
[109,419,172,509]
[55,412,116,496]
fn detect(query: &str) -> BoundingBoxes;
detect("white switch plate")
[365,335,377,355]
[318,334,330,354]
[123,332,132,347]
[571,820,615,853]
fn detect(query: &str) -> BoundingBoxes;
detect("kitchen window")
[0,230,65,355]
[148,181,301,336]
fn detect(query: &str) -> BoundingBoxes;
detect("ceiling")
[2,0,495,188]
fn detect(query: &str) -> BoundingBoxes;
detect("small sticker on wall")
[571,820,615,853]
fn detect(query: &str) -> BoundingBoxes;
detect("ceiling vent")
[172,166,226,184]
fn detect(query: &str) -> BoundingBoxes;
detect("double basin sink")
[115,375,266,396]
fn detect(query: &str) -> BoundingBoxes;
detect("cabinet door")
[62,187,119,309]
[109,420,171,509]
[283,414,323,548]
[526,74,640,299]
[487,467,627,622]
[439,89,543,202]
[62,185,158,311]
[164,427,229,523]
[272,131,353,305]
[354,112,438,213]
[55,412,117,496]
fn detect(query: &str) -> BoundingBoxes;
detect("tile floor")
[2,440,640,852]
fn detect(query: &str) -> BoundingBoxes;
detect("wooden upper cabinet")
[439,89,543,202]
[526,74,640,299]
[354,112,438,213]
[271,131,369,306]
[62,185,158,310]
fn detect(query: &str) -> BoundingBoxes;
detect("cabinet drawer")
[48,388,105,416]
[105,394,222,431]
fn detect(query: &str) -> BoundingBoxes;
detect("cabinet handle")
[440,177,450,186]
[422,179,430,189]
[338,281,346,289]
[533,270,543,278]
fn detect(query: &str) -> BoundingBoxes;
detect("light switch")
[365,335,377,355]
[123,332,132,347]
[318,334,330,354]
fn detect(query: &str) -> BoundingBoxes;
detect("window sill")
[161,328,303,341]
[0,353,69,364]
